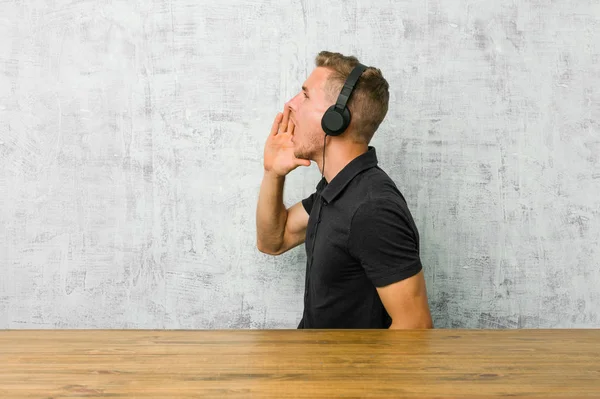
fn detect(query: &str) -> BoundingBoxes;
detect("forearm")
[256,170,288,253]
[388,312,433,329]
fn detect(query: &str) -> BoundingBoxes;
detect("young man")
[256,51,433,329]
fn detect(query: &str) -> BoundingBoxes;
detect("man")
[256,51,433,329]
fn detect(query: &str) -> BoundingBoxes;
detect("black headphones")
[321,63,367,136]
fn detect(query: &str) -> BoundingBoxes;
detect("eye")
[303,92,309,99]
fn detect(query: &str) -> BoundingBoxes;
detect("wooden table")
[1,329,599,398]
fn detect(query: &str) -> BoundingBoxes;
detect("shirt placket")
[306,197,326,304]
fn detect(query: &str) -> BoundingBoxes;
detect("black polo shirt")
[297,146,422,329]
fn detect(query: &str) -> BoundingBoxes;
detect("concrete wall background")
[1,0,599,329]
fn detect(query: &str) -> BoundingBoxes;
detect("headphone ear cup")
[321,105,351,136]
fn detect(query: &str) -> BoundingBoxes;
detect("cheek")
[304,109,323,130]
[297,106,325,137]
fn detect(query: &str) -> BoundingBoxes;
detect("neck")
[315,137,368,183]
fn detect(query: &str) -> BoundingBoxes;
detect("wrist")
[264,169,286,180]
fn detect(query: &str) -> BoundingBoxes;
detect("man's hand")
[263,105,311,177]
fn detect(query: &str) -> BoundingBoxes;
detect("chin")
[294,149,310,161]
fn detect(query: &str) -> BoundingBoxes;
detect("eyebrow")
[302,85,309,93]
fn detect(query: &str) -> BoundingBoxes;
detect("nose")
[286,92,302,112]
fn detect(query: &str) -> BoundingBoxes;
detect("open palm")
[264,110,310,177]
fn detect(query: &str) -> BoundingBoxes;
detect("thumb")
[296,158,311,167]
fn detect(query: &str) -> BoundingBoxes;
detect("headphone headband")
[334,63,367,111]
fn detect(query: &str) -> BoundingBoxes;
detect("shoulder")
[353,166,404,195]
[352,167,411,215]
[349,170,419,242]
[351,195,411,228]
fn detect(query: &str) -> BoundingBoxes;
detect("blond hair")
[315,51,389,144]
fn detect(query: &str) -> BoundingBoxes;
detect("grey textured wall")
[1,0,599,329]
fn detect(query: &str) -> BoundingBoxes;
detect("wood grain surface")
[1,329,599,398]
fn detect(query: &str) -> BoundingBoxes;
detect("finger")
[295,158,311,167]
[271,113,283,136]
[280,105,290,133]
[287,119,295,135]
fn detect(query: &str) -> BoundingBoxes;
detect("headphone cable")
[322,134,326,181]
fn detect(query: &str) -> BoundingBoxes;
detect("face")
[286,67,334,161]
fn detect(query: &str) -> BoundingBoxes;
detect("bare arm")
[256,172,309,255]
[376,270,433,329]
[256,106,311,255]
[349,198,433,329]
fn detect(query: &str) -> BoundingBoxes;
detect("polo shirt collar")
[320,146,378,204]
